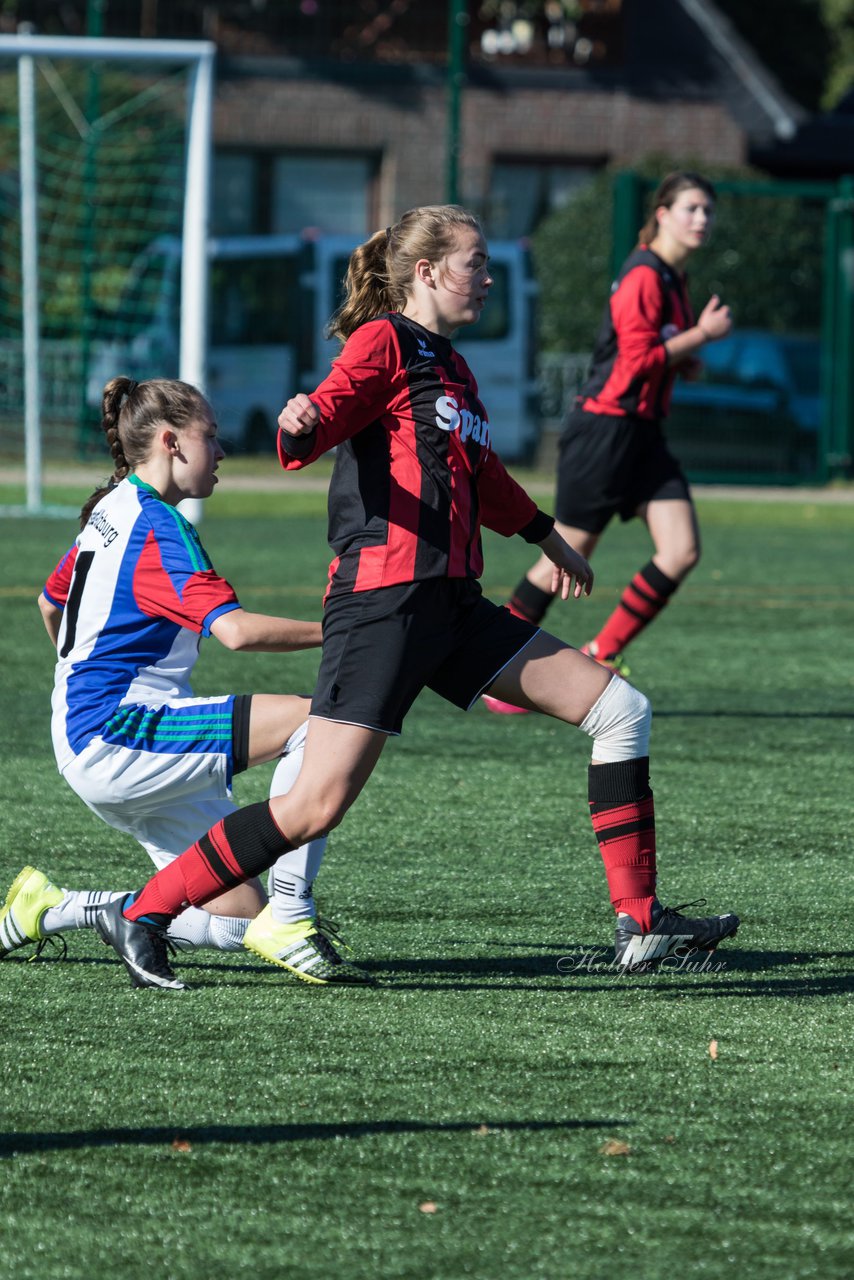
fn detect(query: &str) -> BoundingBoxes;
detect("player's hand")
[539,529,594,599]
[697,294,733,342]
[279,395,320,437]
[551,555,594,600]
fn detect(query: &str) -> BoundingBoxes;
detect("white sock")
[41,889,126,937]
[167,906,250,952]
[268,723,328,927]
[41,888,249,952]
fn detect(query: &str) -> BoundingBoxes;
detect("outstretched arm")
[210,608,322,654]
[37,592,63,646]
[537,527,595,600]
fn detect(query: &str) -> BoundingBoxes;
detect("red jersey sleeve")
[278,319,403,470]
[476,449,546,538]
[132,517,240,637]
[43,544,78,608]
[610,264,669,382]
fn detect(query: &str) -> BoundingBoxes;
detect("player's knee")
[580,675,652,763]
[269,790,347,845]
[681,540,701,574]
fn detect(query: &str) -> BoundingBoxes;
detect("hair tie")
[120,379,138,410]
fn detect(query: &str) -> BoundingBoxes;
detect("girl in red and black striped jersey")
[489,172,733,697]
[94,205,738,986]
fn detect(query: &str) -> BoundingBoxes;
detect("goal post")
[0,32,215,517]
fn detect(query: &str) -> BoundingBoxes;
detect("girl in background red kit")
[93,204,739,988]
[486,171,732,710]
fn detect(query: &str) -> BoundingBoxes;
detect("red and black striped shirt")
[278,312,552,598]
[580,247,695,422]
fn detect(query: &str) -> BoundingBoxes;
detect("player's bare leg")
[483,522,600,713]
[583,497,700,673]
[186,693,313,922]
[243,716,386,983]
[640,496,700,582]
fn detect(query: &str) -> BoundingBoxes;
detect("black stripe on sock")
[588,815,657,842]
[509,576,553,624]
[223,802,295,878]
[639,560,679,599]
[617,601,650,623]
[588,758,651,805]
[197,830,239,889]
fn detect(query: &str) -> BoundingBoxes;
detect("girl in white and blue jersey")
[0,376,372,985]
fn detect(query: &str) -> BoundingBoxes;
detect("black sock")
[508,576,553,624]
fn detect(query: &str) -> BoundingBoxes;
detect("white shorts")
[61,698,307,870]
[62,730,234,869]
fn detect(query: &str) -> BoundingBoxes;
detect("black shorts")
[311,579,539,735]
[555,406,690,534]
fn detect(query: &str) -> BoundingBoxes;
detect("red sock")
[588,759,657,930]
[125,802,295,924]
[592,560,678,660]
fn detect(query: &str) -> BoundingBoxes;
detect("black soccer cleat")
[95,898,186,990]
[614,899,739,973]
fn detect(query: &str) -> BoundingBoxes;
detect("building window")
[212,153,257,236]
[488,160,600,238]
[213,150,377,237]
[272,155,377,237]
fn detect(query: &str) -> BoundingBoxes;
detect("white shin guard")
[580,675,652,763]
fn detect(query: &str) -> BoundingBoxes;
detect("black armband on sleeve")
[518,509,555,544]
[278,426,318,460]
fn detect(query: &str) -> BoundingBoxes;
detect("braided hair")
[78,376,210,528]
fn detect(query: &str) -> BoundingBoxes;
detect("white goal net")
[0,33,213,515]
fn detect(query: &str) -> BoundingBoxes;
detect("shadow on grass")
[656,709,854,720]
[0,1115,628,1158]
[11,945,853,998]
[363,949,853,996]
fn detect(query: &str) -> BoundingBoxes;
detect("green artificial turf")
[0,481,852,1279]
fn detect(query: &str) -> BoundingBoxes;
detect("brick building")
[208,0,791,239]
[0,0,821,238]
[205,0,803,239]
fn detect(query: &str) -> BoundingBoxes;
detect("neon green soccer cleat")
[0,866,64,957]
[243,906,376,985]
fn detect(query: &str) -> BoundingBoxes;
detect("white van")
[298,233,540,461]
[89,231,539,460]
[87,233,302,452]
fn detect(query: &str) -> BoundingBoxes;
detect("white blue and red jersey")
[44,475,241,772]
[278,312,552,598]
